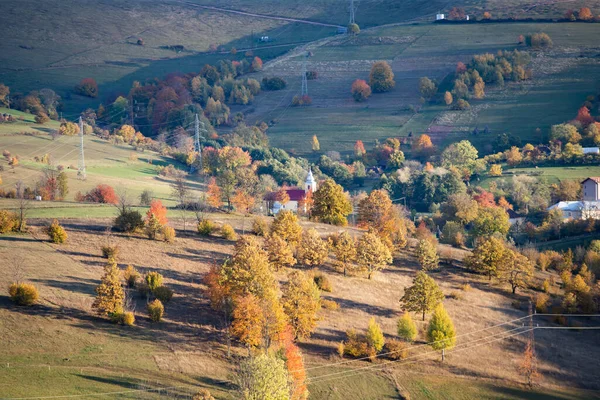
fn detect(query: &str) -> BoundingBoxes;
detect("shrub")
[383,339,408,360]
[321,299,340,310]
[197,219,215,236]
[122,311,135,326]
[460,283,472,291]
[542,279,550,293]
[0,210,18,233]
[114,210,144,233]
[75,78,99,98]
[535,293,550,313]
[153,286,174,303]
[47,219,67,244]
[9,283,39,306]
[192,390,215,400]
[101,245,119,260]
[337,341,345,358]
[453,99,470,110]
[147,299,164,322]
[139,189,153,206]
[351,79,372,102]
[123,265,139,288]
[162,226,176,243]
[306,71,318,80]
[313,272,332,292]
[448,291,464,300]
[262,76,286,91]
[252,217,269,236]
[397,312,417,342]
[78,184,118,204]
[220,223,237,240]
[343,329,370,358]
[145,272,163,292]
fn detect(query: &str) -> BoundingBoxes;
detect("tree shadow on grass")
[32,277,99,296]
[332,297,398,318]
[166,248,230,265]
[0,235,39,242]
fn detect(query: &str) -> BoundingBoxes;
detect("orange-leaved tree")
[278,326,309,400]
[147,200,168,225]
[207,177,223,208]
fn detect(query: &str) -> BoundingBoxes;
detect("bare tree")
[171,177,191,232]
[15,180,30,232]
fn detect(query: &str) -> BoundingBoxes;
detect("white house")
[547,177,600,220]
[265,168,317,215]
[582,147,600,154]
[436,13,445,20]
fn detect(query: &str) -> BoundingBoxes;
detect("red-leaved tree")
[147,200,168,225]
[351,79,372,102]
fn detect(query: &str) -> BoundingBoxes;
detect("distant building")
[265,168,317,215]
[583,147,600,154]
[507,209,525,225]
[436,13,445,20]
[547,177,600,219]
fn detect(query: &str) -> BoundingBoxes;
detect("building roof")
[506,209,523,219]
[547,201,600,212]
[264,188,306,202]
[582,177,600,184]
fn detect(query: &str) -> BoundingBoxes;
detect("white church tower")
[305,167,317,193]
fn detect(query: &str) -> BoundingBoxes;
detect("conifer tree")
[426,304,456,360]
[92,259,124,316]
[366,317,385,353]
[397,312,418,342]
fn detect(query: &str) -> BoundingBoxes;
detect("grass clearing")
[240,22,600,156]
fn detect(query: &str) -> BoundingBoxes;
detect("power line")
[77,116,86,180]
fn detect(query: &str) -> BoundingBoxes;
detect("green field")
[239,22,600,156]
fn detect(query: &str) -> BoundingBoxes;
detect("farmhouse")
[547,177,600,219]
[265,168,317,215]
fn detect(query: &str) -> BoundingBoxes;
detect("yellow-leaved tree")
[270,210,303,247]
[281,270,321,339]
[311,178,353,226]
[330,231,356,276]
[266,233,296,270]
[297,228,329,267]
[356,231,392,279]
[92,259,124,316]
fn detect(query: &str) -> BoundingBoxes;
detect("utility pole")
[191,114,205,174]
[77,116,86,180]
[349,0,356,25]
[301,52,309,96]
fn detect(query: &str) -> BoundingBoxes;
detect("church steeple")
[305,167,316,193]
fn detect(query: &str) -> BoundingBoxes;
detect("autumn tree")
[356,231,392,279]
[366,317,385,353]
[278,328,308,400]
[312,178,353,226]
[501,250,534,294]
[397,312,418,342]
[489,164,502,177]
[483,11,491,19]
[282,270,321,339]
[230,293,286,349]
[312,135,320,152]
[271,210,303,247]
[442,192,479,225]
[207,177,223,208]
[578,7,593,20]
[146,200,167,240]
[414,134,434,155]
[0,83,9,107]
[419,77,437,99]
[75,78,99,98]
[472,206,510,238]
[416,239,439,271]
[251,56,263,71]
[266,234,296,270]
[401,271,444,320]
[369,61,395,93]
[297,228,328,267]
[92,259,124,316]
[234,353,292,400]
[354,140,366,158]
[444,91,453,106]
[427,304,456,361]
[465,236,510,281]
[351,79,372,102]
[520,338,538,387]
[330,231,357,276]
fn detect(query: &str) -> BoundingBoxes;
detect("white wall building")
[265,169,317,215]
[547,177,600,220]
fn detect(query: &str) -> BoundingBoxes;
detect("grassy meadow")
[239,22,600,157]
